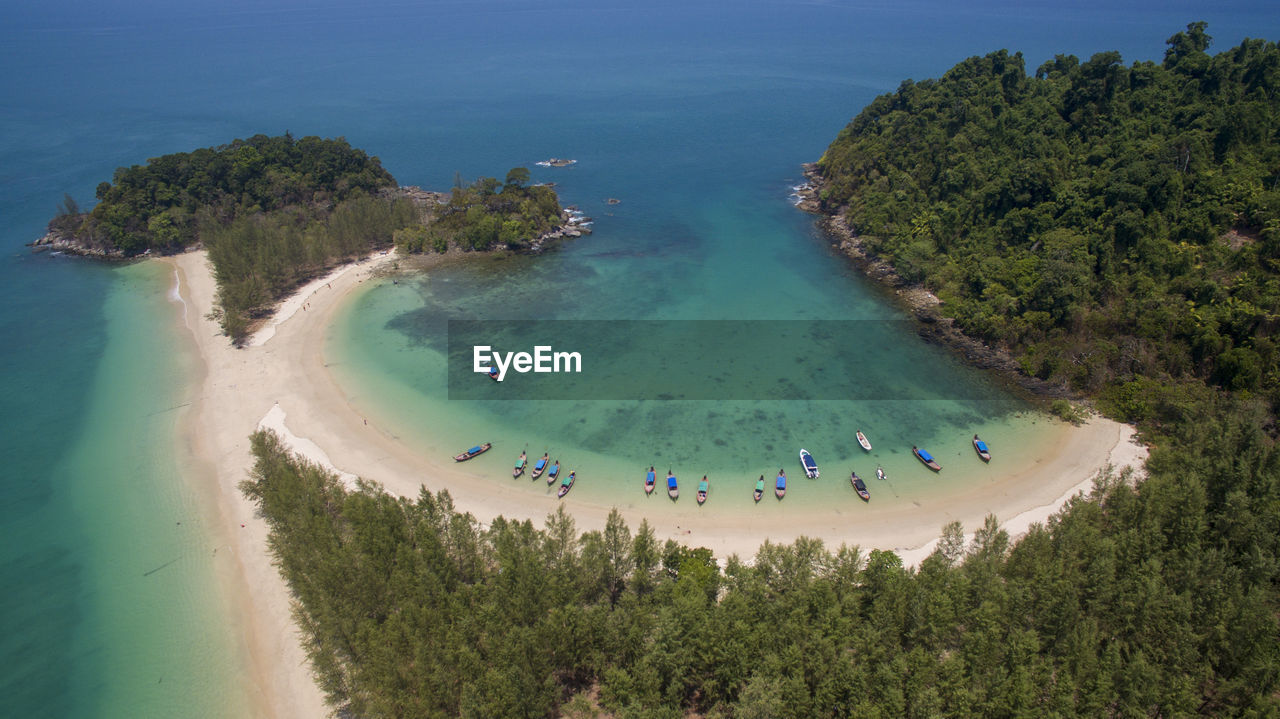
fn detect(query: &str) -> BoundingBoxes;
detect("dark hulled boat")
[850,471,870,501]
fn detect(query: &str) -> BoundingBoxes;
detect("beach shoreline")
[165,247,1146,716]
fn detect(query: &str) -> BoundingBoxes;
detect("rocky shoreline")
[30,184,593,259]
[795,163,1071,400]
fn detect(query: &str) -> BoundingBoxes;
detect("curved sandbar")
[167,248,1145,716]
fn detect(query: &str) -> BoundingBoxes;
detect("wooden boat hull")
[453,443,492,462]
[973,436,991,462]
[645,468,656,495]
[775,473,786,500]
[513,458,526,478]
[557,473,575,498]
[546,463,560,485]
[850,472,870,501]
[667,473,678,500]
[531,456,548,479]
[913,447,942,472]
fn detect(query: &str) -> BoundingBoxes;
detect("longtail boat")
[453,443,491,462]
[645,466,656,495]
[754,475,765,502]
[557,471,576,498]
[913,446,942,472]
[850,471,870,501]
[667,471,679,500]
[512,450,527,478]
[775,469,787,499]
[697,476,709,505]
[546,460,560,485]
[531,453,549,479]
[973,434,992,462]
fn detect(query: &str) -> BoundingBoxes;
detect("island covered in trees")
[238,25,1280,717]
[37,133,585,342]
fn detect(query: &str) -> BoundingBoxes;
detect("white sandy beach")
[166,249,1146,717]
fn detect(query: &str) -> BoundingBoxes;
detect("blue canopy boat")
[913,446,942,472]
[775,469,787,499]
[453,443,492,462]
[547,460,560,485]
[667,471,679,500]
[645,466,656,495]
[973,434,992,462]
[531,453,549,479]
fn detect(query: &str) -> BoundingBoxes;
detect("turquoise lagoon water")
[4,0,1279,715]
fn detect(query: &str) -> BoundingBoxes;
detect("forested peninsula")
[239,26,1280,717]
[37,134,583,342]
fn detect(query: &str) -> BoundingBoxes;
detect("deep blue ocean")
[3,1,1276,715]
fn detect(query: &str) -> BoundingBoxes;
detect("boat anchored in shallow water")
[754,475,765,502]
[697,476,710,505]
[775,469,787,499]
[546,460,561,485]
[973,434,992,462]
[667,471,679,500]
[913,446,942,472]
[850,470,870,501]
[645,466,656,495]
[558,471,576,498]
[531,453,549,480]
[454,443,492,462]
[800,449,819,479]
[512,450,527,478]
[856,430,872,452]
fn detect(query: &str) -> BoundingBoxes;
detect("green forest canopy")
[237,25,1280,717]
[814,22,1280,427]
[51,134,564,342]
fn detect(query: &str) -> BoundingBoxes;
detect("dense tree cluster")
[54,133,397,255]
[50,135,566,342]
[394,169,563,253]
[243,393,1280,717]
[815,24,1280,424]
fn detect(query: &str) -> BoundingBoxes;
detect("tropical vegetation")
[49,135,563,342]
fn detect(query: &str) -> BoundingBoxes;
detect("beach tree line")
[242,389,1280,716]
[813,23,1280,428]
[50,134,565,342]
